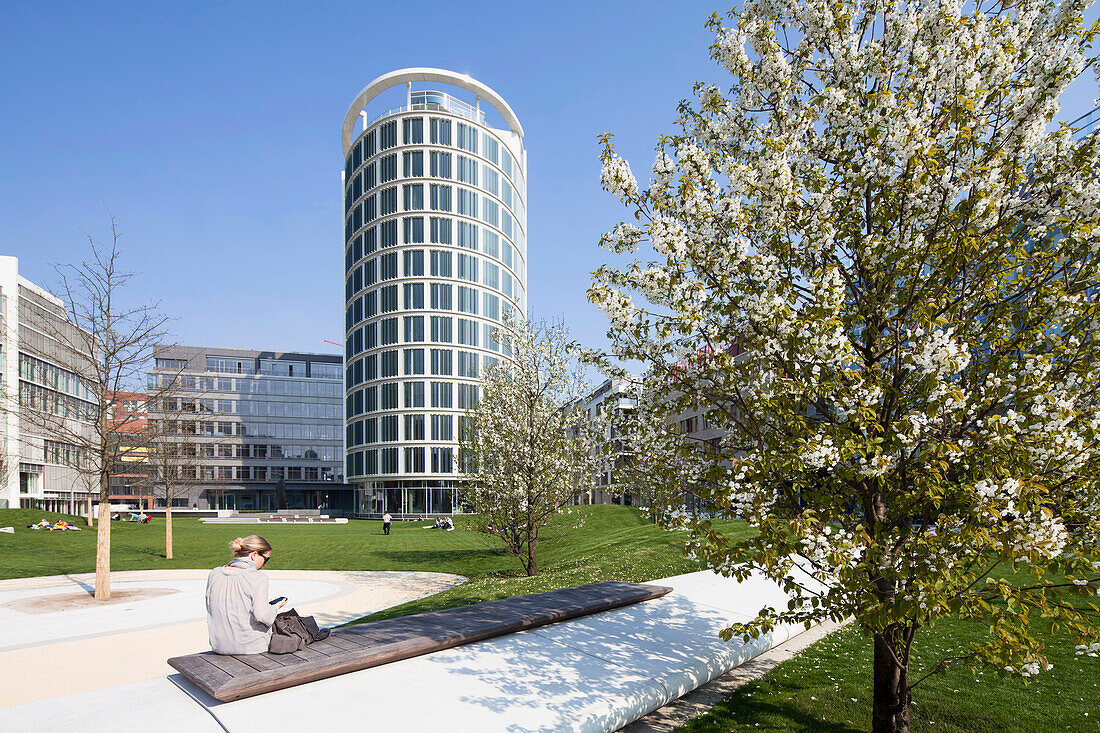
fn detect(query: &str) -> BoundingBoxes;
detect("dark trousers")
[383,522,390,535]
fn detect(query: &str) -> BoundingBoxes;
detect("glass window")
[379,120,397,150]
[501,210,513,239]
[457,188,477,217]
[380,414,399,441]
[482,198,499,228]
[380,252,398,280]
[457,285,478,315]
[430,118,451,145]
[364,129,377,157]
[482,167,499,196]
[403,249,424,276]
[457,350,479,378]
[380,153,398,182]
[365,161,377,189]
[430,414,453,441]
[483,292,499,321]
[405,446,426,472]
[430,316,453,343]
[456,122,477,153]
[404,383,425,409]
[430,217,451,244]
[430,150,451,178]
[380,219,397,247]
[457,318,479,346]
[430,250,452,277]
[458,383,479,409]
[457,155,477,185]
[430,348,453,375]
[403,315,425,342]
[364,290,378,317]
[402,117,423,144]
[482,134,499,165]
[404,413,426,440]
[365,225,378,254]
[484,261,499,289]
[430,184,452,211]
[403,348,425,375]
[380,186,398,215]
[430,381,453,408]
[457,221,477,250]
[380,447,398,473]
[430,282,452,310]
[403,217,425,244]
[402,151,423,177]
[403,282,424,309]
[403,184,424,210]
[381,382,399,409]
[483,230,499,258]
[431,446,453,473]
[457,253,478,282]
[381,318,399,345]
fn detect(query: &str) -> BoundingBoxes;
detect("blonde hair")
[229,535,272,558]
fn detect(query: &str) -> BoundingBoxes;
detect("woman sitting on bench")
[206,535,287,654]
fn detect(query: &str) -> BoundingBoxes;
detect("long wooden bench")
[169,580,673,702]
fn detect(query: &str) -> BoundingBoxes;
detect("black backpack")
[269,609,330,654]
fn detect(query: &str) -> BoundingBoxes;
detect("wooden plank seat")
[169,580,673,702]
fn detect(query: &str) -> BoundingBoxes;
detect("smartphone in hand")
[269,596,287,605]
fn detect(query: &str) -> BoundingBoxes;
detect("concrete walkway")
[0,569,465,708]
[0,567,827,732]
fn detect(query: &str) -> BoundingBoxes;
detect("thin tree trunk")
[86,495,94,527]
[165,504,173,559]
[872,631,911,733]
[526,540,538,576]
[94,472,111,599]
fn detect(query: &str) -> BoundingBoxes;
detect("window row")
[346,116,524,187]
[346,412,457,447]
[344,380,480,418]
[150,420,341,440]
[346,218,525,278]
[345,315,514,359]
[345,348,484,389]
[194,465,339,482]
[345,281,515,330]
[345,184,525,248]
[149,374,342,398]
[346,445,455,477]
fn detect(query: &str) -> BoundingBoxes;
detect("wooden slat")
[167,581,674,702]
[234,653,288,671]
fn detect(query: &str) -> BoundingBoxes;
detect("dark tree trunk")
[872,631,911,733]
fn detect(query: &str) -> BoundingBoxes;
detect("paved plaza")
[0,569,465,708]
[0,567,822,732]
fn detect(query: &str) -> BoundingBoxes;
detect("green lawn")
[678,565,1100,733]
[0,505,752,623]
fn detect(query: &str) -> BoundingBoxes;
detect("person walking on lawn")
[382,512,392,536]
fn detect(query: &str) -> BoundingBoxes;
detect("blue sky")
[2,0,1097,363]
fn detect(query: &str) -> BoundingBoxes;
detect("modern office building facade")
[341,68,527,517]
[0,256,97,511]
[146,345,352,512]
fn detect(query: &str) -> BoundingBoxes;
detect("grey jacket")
[205,561,279,654]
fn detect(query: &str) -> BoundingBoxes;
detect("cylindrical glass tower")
[341,68,527,517]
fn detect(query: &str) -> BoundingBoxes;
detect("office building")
[0,256,96,511]
[341,68,527,516]
[146,345,352,512]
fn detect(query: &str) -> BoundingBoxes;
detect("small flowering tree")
[590,2,1100,731]
[460,316,609,576]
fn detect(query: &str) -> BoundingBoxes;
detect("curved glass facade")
[343,75,526,516]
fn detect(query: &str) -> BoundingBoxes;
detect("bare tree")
[141,382,203,559]
[21,218,171,599]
